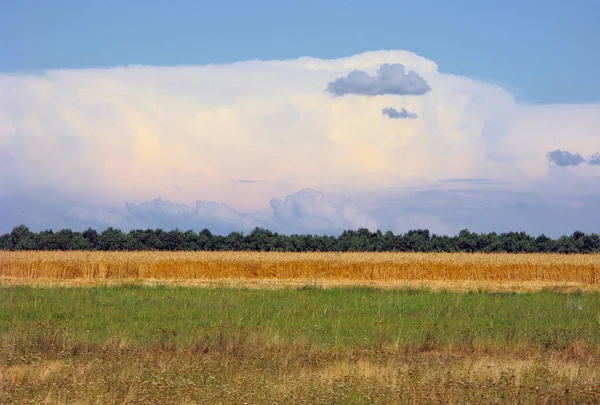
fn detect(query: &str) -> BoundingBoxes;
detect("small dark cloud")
[229,179,264,184]
[547,149,585,167]
[588,153,600,165]
[382,107,417,119]
[326,64,430,97]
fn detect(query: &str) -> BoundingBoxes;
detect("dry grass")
[2,346,599,404]
[2,277,599,292]
[1,251,599,284]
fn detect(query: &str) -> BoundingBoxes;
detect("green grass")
[1,285,599,351]
[2,285,600,404]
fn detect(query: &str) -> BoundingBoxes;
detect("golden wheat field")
[0,251,598,285]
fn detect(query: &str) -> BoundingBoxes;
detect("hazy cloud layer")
[63,189,376,235]
[367,187,600,238]
[382,107,417,119]
[1,50,600,235]
[547,149,585,166]
[270,189,378,233]
[326,63,430,96]
[229,179,264,183]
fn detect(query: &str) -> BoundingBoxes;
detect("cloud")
[48,189,376,235]
[367,186,600,237]
[67,197,271,234]
[437,178,505,185]
[382,107,417,119]
[229,179,264,183]
[124,198,269,233]
[1,50,600,236]
[326,63,430,96]
[587,153,600,165]
[270,189,378,234]
[547,149,585,166]
[4,183,600,237]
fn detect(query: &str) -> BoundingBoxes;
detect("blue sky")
[2,0,600,103]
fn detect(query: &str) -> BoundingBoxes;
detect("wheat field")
[0,251,598,284]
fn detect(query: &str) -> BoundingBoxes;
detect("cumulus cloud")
[1,50,600,236]
[382,107,417,119]
[125,198,269,233]
[326,63,430,96]
[270,189,378,234]
[68,198,271,234]
[54,189,376,235]
[547,149,585,166]
[588,153,600,165]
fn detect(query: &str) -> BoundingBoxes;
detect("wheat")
[0,251,598,283]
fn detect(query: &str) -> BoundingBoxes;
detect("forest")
[1,225,599,253]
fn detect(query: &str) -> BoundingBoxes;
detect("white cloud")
[1,50,599,235]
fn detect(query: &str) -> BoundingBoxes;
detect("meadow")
[1,285,600,403]
[1,251,600,403]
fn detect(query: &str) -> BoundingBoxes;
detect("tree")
[11,225,37,250]
[162,229,184,251]
[0,233,13,250]
[581,233,600,253]
[182,230,200,251]
[82,228,100,250]
[246,228,274,251]
[198,229,214,250]
[53,229,74,250]
[457,229,476,253]
[556,235,578,254]
[98,228,126,251]
[224,231,244,251]
[535,234,554,253]
[71,233,93,250]
[0,224,598,253]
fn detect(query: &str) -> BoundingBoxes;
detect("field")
[1,252,600,403]
[1,251,599,285]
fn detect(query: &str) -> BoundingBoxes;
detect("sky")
[1,1,599,236]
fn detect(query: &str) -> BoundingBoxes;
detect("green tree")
[98,228,126,251]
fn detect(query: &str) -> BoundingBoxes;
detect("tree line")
[1,225,599,253]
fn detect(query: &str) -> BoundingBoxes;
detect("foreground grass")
[2,285,599,350]
[1,285,599,403]
[2,348,599,404]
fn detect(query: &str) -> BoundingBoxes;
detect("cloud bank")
[1,50,600,235]
[66,189,376,235]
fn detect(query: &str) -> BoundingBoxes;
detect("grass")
[1,251,599,283]
[3,348,599,404]
[0,285,599,351]
[1,285,600,403]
